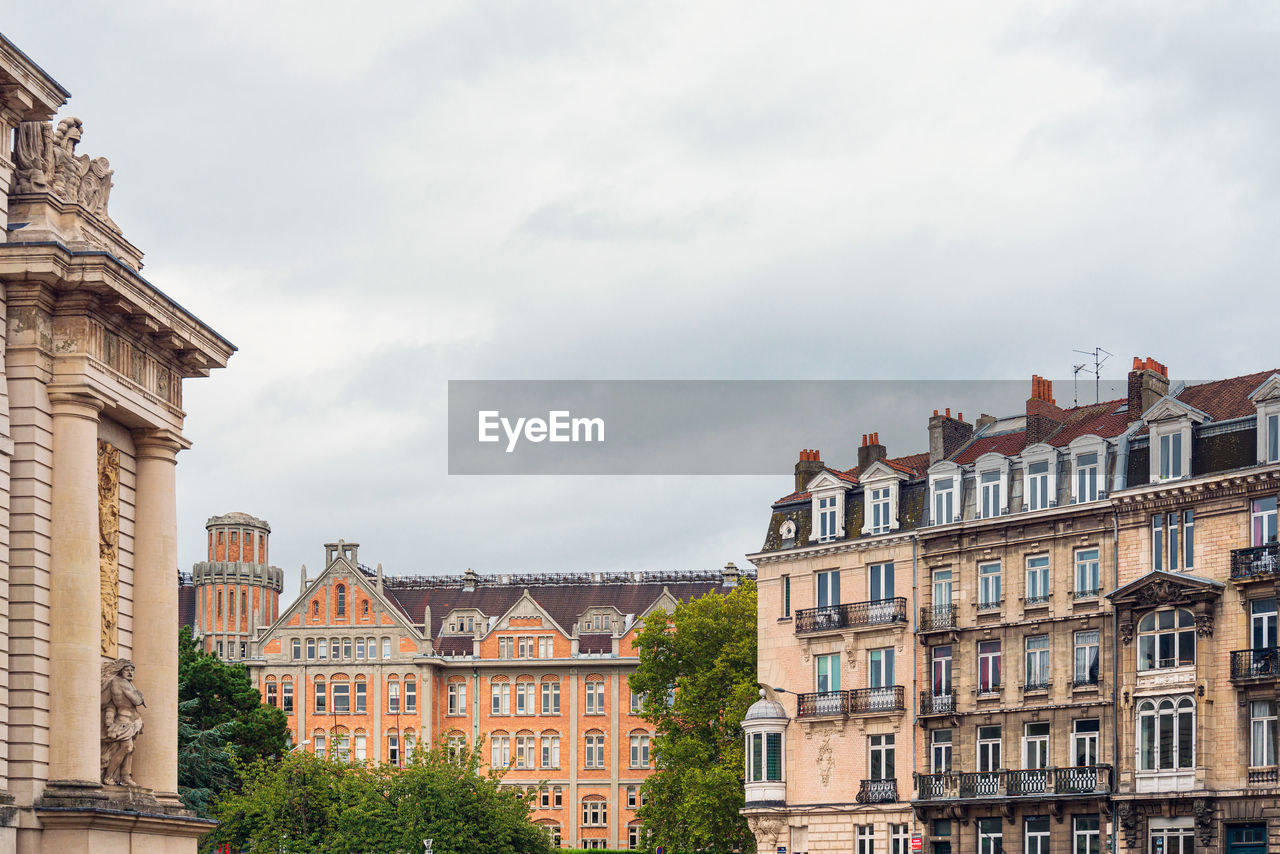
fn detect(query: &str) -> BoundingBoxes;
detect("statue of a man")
[101,658,145,786]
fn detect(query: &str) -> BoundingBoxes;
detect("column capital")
[47,385,109,420]
[132,427,191,459]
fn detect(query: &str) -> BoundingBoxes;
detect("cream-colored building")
[0,32,233,853]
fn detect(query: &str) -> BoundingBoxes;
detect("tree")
[213,739,557,854]
[629,579,758,854]
[177,626,290,815]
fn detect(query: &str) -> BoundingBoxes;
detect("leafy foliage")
[629,579,758,854]
[213,740,557,854]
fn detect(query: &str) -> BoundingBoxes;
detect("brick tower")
[192,512,284,660]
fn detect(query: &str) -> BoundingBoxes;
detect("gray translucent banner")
[447,379,1129,475]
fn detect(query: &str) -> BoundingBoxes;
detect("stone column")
[131,429,185,802]
[47,389,104,788]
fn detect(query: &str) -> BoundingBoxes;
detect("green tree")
[214,740,557,854]
[629,579,758,854]
[177,626,289,815]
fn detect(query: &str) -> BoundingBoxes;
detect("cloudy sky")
[6,3,1279,596]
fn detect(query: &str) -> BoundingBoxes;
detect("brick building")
[185,511,283,661]
[244,539,750,849]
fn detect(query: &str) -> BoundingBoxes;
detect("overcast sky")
[5,3,1279,598]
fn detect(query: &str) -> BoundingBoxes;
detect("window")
[978,641,1001,694]
[355,680,366,712]
[282,681,293,713]
[515,681,535,715]
[1073,816,1100,854]
[538,636,554,658]
[816,652,841,693]
[291,639,301,660]
[1253,598,1279,651]
[584,733,605,768]
[585,680,605,715]
[869,649,895,704]
[1149,824,1193,854]
[1026,460,1050,511]
[816,568,841,609]
[1252,701,1277,768]
[362,601,369,618]
[816,495,840,542]
[491,680,511,715]
[388,732,401,766]
[782,574,791,617]
[1073,718,1100,766]
[1023,722,1049,769]
[978,562,1001,609]
[355,638,365,659]
[515,734,536,768]
[1025,635,1049,690]
[405,679,416,712]
[314,733,325,759]
[1024,817,1050,854]
[334,732,350,762]
[870,486,891,534]
[856,825,874,854]
[330,637,339,660]
[217,641,224,658]
[541,734,561,769]
[630,734,650,767]
[1075,451,1100,503]
[869,733,894,781]
[1025,555,1050,604]
[629,825,642,850]
[542,680,560,714]
[931,729,952,772]
[977,817,1002,854]
[340,638,350,659]
[388,681,400,713]
[336,585,346,617]
[518,637,534,659]
[630,690,643,715]
[314,680,326,712]
[311,600,318,618]
[1268,412,1280,463]
[1152,510,1195,571]
[332,682,350,713]
[1253,497,1278,547]
[1137,697,1195,771]
[490,733,510,768]
[1137,608,1196,670]
[1074,547,1101,597]
[891,824,909,854]
[447,733,466,760]
[932,475,956,524]
[1159,430,1184,479]
[318,638,327,660]
[747,731,783,782]
[977,725,1001,774]
[932,569,953,611]
[354,733,367,761]
[448,682,467,715]
[581,798,607,827]
[382,638,391,659]
[1074,630,1100,686]
[266,682,278,706]
[869,562,894,601]
[307,638,316,660]
[979,469,1001,519]
[931,646,952,703]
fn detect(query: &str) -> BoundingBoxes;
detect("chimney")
[929,408,973,464]
[1128,357,1170,418]
[722,561,740,588]
[858,431,888,471]
[794,448,825,493]
[464,567,478,591]
[1025,375,1065,446]
[975,413,996,431]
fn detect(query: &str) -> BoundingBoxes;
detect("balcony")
[797,686,905,719]
[1071,587,1101,600]
[856,778,898,804]
[914,766,1112,802]
[920,605,957,632]
[794,598,907,635]
[1072,672,1101,689]
[1023,677,1051,693]
[1231,648,1280,681]
[1024,593,1051,607]
[976,599,1003,613]
[1249,767,1279,786]
[919,690,957,716]
[1231,543,1280,581]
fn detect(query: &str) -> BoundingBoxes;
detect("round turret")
[743,689,788,806]
[192,512,284,661]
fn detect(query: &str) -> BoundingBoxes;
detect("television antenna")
[1071,347,1112,405]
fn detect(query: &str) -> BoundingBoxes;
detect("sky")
[5,2,1280,599]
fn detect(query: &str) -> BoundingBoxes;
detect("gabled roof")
[1177,369,1280,420]
[1108,569,1223,606]
[772,454,928,504]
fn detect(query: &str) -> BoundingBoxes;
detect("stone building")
[0,31,233,854]
[244,539,749,849]
[187,511,283,661]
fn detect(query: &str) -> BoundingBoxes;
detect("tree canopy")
[629,579,758,854]
[213,740,557,854]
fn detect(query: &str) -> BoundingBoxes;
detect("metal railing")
[795,598,907,635]
[1249,767,1279,786]
[1071,671,1100,688]
[920,605,957,631]
[1023,677,1051,692]
[977,598,1003,612]
[1231,543,1280,580]
[798,686,905,718]
[914,765,1112,801]
[856,778,898,804]
[919,690,957,715]
[1231,648,1280,680]
[1024,593,1051,606]
[1071,587,1101,600]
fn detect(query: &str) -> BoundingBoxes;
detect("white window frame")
[974,454,1010,519]
[515,681,535,715]
[1019,445,1058,512]
[1025,554,1050,604]
[1024,635,1049,689]
[1072,718,1100,767]
[585,680,605,715]
[1068,435,1107,504]
[1252,700,1277,768]
[1023,721,1050,769]
[1075,547,1101,596]
[448,682,467,715]
[1249,375,1280,464]
[630,734,650,768]
[543,680,561,714]
[1148,414,1194,483]
[1136,696,1195,771]
[1024,816,1050,854]
[491,681,511,715]
[856,825,874,854]
[860,465,905,536]
[542,734,561,769]
[584,733,606,769]
[816,652,841,694]
[816,568,841,609]
[928,463,961,525]
[1073,817,1100,854]
[978,561,1002,609]
[808,475,846,543]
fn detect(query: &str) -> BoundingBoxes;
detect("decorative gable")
[858,461,907,535]
[1108,570,1223,643]
[806,471,847,543]
[1250,373,1280,465]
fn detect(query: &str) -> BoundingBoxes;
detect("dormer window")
[1026,461,1050,511]
[1145,398,1205,484]
[980,470,1000,519]
[817,495,839,541]
[1076,453,1099,500]
[1159,432,1184,480]
[1020,445,1058,512]
[858,462,905,537]
[1249,374,1280,465]
[928,466,959,526]
[869,487,891,534]
[1267,413,1280,464]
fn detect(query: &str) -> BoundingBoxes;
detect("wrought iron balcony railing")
[919,604,957,631]
[1249,767,1279,786]
[856,778,898,804]
[1023,676,1051,692]
[1231,648,1280,680]
[977,598,1003,612]
[1024,593,1051,606]
[798,686,906,718]
[1071,671,1101,688]
[919,690,957,715]
[1231,543,1280,580]
[914,765,1112,801]
[795,597,907,635]
[1071,587,1101,600]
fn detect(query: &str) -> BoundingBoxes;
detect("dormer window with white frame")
[869,487,891,533]
[806,472,848,543]
[974,454,1010,520]
[1068,436,1107,505]
[858,462,906,536]
[1144,398,1206,484]
[1249,374,1280,465]
[928,462,961,526]
[1019,445,1058,513]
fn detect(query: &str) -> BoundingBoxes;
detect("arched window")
[388,677,401,713]
[514,730,536,768]
[1137,608,1196,670]
[313,728,327,759]
[362,600,369,618]
[1137,696,1195,771]
[312,600,319,617]
[490,730,510,768]
[540,730,561,769]
[241,590,247,623]
[404,728,417,763]
[581,796,607,827]
[584,729,606,768]
[336,585,346,617]
[354,728,368,761]
[387,728,401,766]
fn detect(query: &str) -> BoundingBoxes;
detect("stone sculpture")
[101,658,145,786]
[13,117,118,227]
[99,441,120,656]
